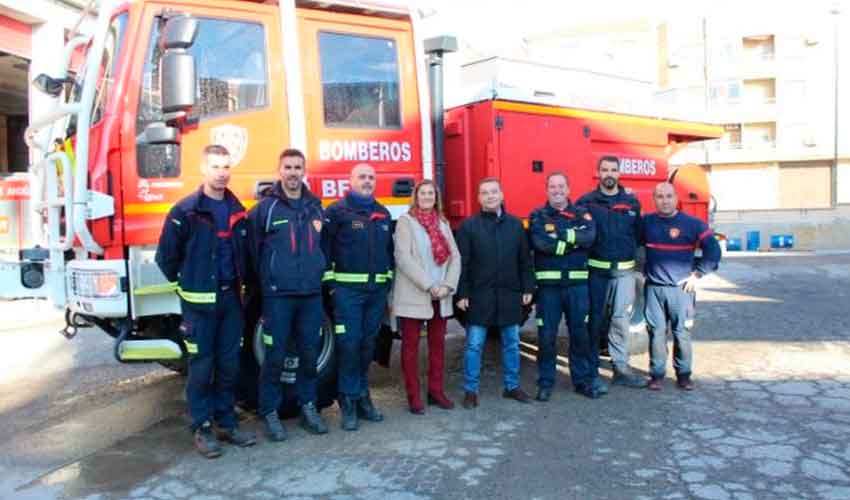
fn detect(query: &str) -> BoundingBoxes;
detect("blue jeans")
[645,284,695,379]
[463,324,520,393]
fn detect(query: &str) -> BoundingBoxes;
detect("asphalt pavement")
[2,253,850,500]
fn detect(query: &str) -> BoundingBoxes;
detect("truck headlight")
[71,270,122,298]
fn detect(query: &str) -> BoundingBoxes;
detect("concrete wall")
[714,206,850,251]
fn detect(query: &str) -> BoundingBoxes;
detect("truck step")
[117,339,183,361]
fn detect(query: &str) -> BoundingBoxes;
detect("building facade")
[658,6,850,250]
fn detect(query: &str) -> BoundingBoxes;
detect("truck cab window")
[93,14,128,124]
[319,32,401,129]
[68,13,127,133]
[137,17,268,178]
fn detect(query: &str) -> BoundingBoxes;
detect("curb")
[0,299,65,332]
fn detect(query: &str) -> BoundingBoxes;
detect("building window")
[722,123,742,148]
[742,34,775,60]
[743,122,776,147]
[318,32,401,129]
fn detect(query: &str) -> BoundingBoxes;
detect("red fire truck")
[2,0,721,414]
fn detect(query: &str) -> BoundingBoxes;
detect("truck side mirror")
[159,15,198,114]
[137,122,179,145]
[160,16,198,51]
[160,50,195,113]
[32,74,72,98]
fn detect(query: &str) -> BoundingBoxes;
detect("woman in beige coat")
[393,180,461,414]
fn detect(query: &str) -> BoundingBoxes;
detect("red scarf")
[411,208,450,265]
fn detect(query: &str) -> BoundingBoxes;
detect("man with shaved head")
[322,163,394,430]
[641,182,721,391]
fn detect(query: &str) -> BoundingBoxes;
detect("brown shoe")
[647,378,663,391]
[502,387,531,403]
[462,391,478,409]
[677,378,695,391]
[427,392,455,410]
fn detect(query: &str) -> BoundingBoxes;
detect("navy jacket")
[321,192,394,290]
[577,187,641,272]
[155,187,250,311]
[248,182,326,296]
[529,201,596,287]
[641,211,721,286]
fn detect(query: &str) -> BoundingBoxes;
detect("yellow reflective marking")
[535,271,562,280]
[135,282,178,296]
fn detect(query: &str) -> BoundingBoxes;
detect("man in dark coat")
[456,177,535,408]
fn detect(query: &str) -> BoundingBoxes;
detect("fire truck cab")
[11,0,435,412]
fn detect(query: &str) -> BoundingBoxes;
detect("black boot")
[301,402,329,435]
[357,391,384,422]
[339,395,359,431]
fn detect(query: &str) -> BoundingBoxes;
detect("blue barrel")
[726,237,742,251]
[746,231,760,251]
[770,234,794,249]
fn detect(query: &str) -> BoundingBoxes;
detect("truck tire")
[238,298,338,418]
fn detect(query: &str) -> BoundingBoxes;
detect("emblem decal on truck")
[211,125,249,167]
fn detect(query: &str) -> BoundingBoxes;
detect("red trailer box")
[443,98,722,226]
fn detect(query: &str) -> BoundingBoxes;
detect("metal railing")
[23,0,115,306]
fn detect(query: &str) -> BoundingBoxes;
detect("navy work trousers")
[180,287,242,432]
[535,284,595,388]
[332,285,389,398]
[258,294,323,416]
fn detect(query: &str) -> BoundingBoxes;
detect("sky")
[415,0,846,58]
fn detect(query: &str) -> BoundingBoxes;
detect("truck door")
[123,2,288,245]
[296,8,422,214]
[495,105,592,219]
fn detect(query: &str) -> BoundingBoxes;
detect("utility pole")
[831,6,840,207]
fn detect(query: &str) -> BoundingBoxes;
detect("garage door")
[778,162,831,209]
[0,15,31,59]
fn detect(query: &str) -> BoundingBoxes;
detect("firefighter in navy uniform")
[155,145,257,458]
[248,148,329,441]
[321,163,394,431]
[529,171,605,400]
[577,155,644,388]
[642,182,721,391]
